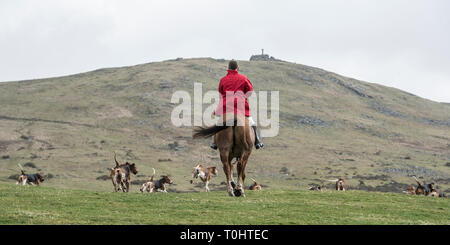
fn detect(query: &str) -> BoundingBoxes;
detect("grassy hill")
[1,183,448,225]
[0,57,449,195]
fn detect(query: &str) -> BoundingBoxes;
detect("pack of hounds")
[309,176,446,198]
[14,154,446,198]
[308,178,347,192]
[109,153,261,193]
[402,175,446,198]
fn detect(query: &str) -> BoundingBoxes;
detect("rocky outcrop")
[249,51,283,62]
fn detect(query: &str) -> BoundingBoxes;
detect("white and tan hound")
[191,163,218,192]
[248,178,262,191]
[140,168,173,193]
[328,178,347,191]
[109,152,138,192]
[402,186,416,195]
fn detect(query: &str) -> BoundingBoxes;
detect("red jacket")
[215,70,253,117]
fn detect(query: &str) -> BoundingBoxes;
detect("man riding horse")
[193,60,263,196]
[210,60,264,150]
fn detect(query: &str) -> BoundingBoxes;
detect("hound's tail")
[250,178,258,183]
[412,175,422,186]
[149,168,155,182]
[114,152,120,167]
[326,179,339,182]
[17,164,25,175]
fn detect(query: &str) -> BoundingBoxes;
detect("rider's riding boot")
[210,142,218,150]
[252,126,264,149]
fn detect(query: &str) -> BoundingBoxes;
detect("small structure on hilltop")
[249,49,281,61]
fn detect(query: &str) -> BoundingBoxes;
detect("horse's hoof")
[230,181,236,189]
[227,188,235,196]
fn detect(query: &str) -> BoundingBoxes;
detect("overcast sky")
[1,0,449,102]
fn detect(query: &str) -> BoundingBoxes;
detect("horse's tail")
[192,120,237,139]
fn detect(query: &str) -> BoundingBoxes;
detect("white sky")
[1,0,449,102]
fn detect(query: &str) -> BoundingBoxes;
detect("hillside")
[0,57,449,194]
[1,184,448,225]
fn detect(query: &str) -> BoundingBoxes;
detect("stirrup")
[210,143,218,150]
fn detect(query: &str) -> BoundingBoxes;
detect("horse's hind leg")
[220,152,234,197]
[236,153,249,197]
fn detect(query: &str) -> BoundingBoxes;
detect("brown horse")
[193,114,254,197]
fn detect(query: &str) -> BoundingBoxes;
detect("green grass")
[1,183,448,225]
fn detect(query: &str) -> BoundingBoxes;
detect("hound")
[412,176,435,196]
[141,168,173,193]
[191,163,218,192]
[110,167,126,192]
[402,186,416,195]
[140,168,154,193]
[248,178,262,191]
[110,152,138,192]
[16,170,45,186]
[428,189,439,197]
[309,185,323,191]
[328,178,347,191]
